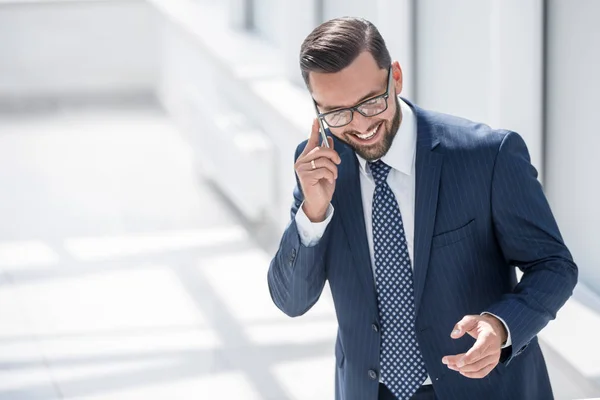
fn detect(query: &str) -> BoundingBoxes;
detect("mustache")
[343,121,385,136]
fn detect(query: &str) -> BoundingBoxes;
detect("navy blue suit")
[267,101,577,400]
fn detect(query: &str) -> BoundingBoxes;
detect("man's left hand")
[441,314,508,379]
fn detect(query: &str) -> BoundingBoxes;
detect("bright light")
[64,226,247,261]
[0,241,60,269]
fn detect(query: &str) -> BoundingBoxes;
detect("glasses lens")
[324,110,352,127]
[357,97,387,116]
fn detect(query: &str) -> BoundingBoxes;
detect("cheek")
[324,126,344,139]
[382,102,397,123]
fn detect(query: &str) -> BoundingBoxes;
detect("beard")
[341,96,402,161]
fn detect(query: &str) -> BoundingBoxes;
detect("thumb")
[451,315,478,339]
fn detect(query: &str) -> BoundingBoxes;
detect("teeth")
[357,123,381,140]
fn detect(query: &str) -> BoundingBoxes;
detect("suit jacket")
[267,100,577,400]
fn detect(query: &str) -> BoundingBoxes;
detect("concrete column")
[228,0,252,30]
[489,0,544,179]
[545,0,600,295]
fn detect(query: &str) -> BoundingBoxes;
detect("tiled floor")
[0,107,336,400]
[0,107,598,400]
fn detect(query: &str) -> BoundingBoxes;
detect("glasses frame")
[313,66,394,128]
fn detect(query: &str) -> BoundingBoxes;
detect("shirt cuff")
[294,202,334,247]
[481,312,512,348]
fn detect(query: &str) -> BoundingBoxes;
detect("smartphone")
[312,101,330,148]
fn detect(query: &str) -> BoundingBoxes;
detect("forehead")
[309,51,388,110]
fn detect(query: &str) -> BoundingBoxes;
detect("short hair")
[299,17,391,88]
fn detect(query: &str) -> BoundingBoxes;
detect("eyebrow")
[318,88,383,113]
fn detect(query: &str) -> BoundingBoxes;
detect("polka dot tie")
[369,160,428,400]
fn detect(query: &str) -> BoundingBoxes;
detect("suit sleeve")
[267,141,332,317]
[295,202,335,247]
[486,131,578,365]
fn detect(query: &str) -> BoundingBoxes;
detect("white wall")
[545,0,600,296]
[415,0,544,177]
[0,0,159,99]
[416,0,493,124]
[322,0,379,25]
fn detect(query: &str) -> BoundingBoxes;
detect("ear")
[391,61,403,95]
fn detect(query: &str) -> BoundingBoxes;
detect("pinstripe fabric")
[267,99,577,400]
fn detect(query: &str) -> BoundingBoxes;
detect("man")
[267,17,577,400]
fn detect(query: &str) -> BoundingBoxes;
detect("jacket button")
[368,369,378,380]
[371,323,379,333]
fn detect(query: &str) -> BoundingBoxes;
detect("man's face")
[309,52,403,161]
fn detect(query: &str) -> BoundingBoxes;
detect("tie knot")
[369,160,392,186]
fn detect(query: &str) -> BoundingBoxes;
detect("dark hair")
[300,17,391,88]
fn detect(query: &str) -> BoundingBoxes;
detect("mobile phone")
[312,101,330,148]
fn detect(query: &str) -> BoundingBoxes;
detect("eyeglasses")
[314,66,393,128]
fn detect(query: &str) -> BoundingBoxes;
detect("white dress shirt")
[294,98,511,385]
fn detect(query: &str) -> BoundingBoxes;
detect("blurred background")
[0,0,598,399]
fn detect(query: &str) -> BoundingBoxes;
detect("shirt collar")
[356,97,417,177]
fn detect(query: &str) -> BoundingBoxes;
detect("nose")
[350,112,373,133]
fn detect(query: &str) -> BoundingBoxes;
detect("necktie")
[369,160,428,400]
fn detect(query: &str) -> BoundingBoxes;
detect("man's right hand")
[294,119,341,222]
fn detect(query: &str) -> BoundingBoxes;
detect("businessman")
[267,17,577,400]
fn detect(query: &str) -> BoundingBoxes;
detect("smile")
[355,122,383,142]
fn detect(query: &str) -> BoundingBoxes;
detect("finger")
[306,168,335,185]
[451,315,479,339]
[442,353,465,367]
[460,335,492,366]
[443,339,489,369]
[326,135,334,150]
[298,158,338,179]
[446,363,459,372]
[304,146,342,165]
[459,362,497,379]
[295,146,339,173]
[458,353,499,373]
[301,119,321,155]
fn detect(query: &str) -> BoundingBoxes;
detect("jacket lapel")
[334,143,378,314]
[411,104,443,315]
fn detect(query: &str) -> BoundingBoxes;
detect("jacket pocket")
[432,219,476,248]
